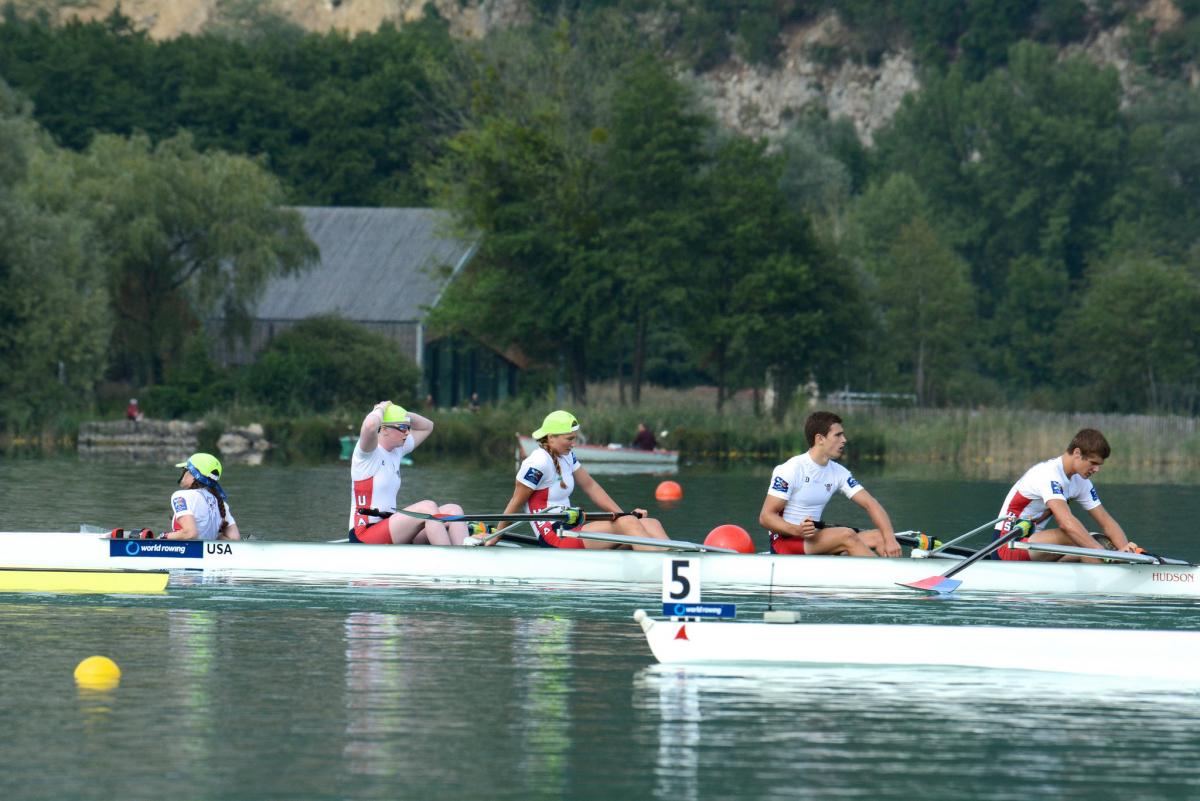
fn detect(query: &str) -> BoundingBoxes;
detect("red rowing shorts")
[535,520,586,549]
[769,533,805,555]
[353,518,393,544]
[994,538,1032,561]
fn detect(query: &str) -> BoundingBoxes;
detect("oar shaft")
[940,524,1027,579]
[930,516,1006,554]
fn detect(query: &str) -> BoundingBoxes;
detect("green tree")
[69,131,317,385]
[0,81,110,427]
[1072,257,1200,413]
[845,173,974,404]
[600,55,708,404]
[428,19,653,404]
[243,316,420,413]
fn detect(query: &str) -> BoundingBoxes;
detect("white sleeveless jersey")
[766,453,863,524]
[170,488,236,541]
[996,456,1101,532]
[516,447,581,513]
[349,437,417,530]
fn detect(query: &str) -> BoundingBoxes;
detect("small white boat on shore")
[0,531,1198,598]
[516,434,678,470]
[633,610,1200,680]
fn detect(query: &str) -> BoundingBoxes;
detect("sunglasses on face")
[380,424,411,433]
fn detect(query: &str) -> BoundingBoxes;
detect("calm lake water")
[1,456,1199,801]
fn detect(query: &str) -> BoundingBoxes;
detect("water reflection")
[513,616,574,797]
[633,664,1200,801]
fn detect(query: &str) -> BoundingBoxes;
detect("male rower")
[759,411,900,557]
[992,428,1136,562]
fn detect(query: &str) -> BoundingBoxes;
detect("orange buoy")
[704,524,754,554]
[654,480,683,502]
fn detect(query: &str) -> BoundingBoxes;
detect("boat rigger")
[0,532,1197,598]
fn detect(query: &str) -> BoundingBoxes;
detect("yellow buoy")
[74,656,121,690]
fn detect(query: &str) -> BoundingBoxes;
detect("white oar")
[559,530,738,553]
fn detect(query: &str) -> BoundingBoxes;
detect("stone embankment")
[78,420,270,464]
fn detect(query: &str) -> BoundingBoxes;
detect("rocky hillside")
[11,0,1187,143]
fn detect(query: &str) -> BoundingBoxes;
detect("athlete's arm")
[1085,504,1133,551]
[406,412,435,448]
[219,523,241,541]
[851,490,900,557]
[492,483,535,546]
[358,400,391,453]
[166,515,199,540]
[758,496,813,539]
[1046,498,1100,548]
[575,467,623,515]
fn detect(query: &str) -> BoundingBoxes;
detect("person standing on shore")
[991,428,1136,561]
[758,411,900,557]
[348,401,469,545]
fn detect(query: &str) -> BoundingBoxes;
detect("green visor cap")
[175,452,222,480]
[381,405,411,425]
[532,410,580,439]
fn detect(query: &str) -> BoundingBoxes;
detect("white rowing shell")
[634,612,1200,681]
[1,532,1198,598]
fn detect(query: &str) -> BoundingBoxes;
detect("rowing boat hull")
[516,435,679,467]
[0,532,1197,598]
[0,566,168,593]
[635,615,1200,680]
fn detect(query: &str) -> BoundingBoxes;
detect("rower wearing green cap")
[165,452,241,540]
[498,410,671,550]
[348,400,470,545]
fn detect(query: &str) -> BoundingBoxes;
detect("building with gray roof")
[212,207,520,407]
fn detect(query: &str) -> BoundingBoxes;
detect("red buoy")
[704,524,754,554]
[655,480,683,502]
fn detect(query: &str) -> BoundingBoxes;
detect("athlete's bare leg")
[801,526,876,557]
[438,503,470,545]
[388,499,451,545]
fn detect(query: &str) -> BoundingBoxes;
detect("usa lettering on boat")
[1152,572,1195,583]
[205,542,232,555]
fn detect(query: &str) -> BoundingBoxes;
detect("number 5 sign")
[662,558,700,604]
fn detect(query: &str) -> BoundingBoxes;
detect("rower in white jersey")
[348,401,469,545]
[166,453,240,541]
[497,410,671,550]
[991,428,1137,562]
[758,411,899,556]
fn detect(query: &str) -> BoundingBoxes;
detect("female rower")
[166,452,240,541]
[348,401,469,545]
[498,410,670,550]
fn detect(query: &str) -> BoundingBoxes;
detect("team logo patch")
[523,467,544,484]
[172,497,188,513]
[771,476,789,492]
[825,483,832,492]
[1090,487,1099,502]
[1050,481,1065,496]
[847,476,859,488]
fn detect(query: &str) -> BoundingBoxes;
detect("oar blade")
[897,576,962,595]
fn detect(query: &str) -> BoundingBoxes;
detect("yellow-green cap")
[174,452,222,480]
[381,405,410,424]
[532,410,580,439]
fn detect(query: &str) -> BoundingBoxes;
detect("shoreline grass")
[5,384,1199,481]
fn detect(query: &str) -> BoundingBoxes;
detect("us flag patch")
[771,476,789,492]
